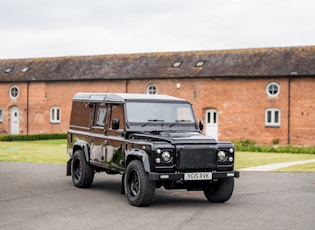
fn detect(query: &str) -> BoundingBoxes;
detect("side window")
[50,107,60,123]
[110,104,124,130]
[96,108,107,126]
[265,108,280,127]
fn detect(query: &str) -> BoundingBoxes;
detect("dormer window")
[195,60,205,67]
[172,61,182,68]
[4,68,13,73]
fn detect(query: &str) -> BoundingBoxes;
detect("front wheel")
[124,160,155,207]
[71,150,94,188]
[203,178,234,203]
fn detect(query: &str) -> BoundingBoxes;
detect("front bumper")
[149,170,240,181]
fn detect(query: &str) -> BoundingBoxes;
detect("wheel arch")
[73,140,90,162]
[126,149,151,172]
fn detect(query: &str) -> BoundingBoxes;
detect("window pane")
[274,111,279,123]
[213,112,217,124]
[0,109,2,122]
[267,111,272,123]
[52,109,55,120]
[207,112,211,123]
[56,109,60,120]
[96,108,106,126]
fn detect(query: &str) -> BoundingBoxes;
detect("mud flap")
[66,159,72,176]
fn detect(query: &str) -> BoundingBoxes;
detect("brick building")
[0,46,314,146]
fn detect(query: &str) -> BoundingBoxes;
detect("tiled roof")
[0,46,314,82]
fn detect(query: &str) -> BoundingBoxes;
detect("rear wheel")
[71,150,94,188]
[124,160,155,207]
[203,178,234,203]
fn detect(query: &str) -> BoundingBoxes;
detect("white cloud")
[0,0,314,59]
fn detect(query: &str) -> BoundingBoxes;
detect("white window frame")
[50,107,61,123]
[266,82,280,97]
[0,108,2,122]
[265,108,280,127]
[9,85,20,99]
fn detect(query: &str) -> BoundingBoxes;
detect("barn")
[0,46,314,146]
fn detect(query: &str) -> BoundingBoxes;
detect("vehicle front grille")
[176,145,217,171]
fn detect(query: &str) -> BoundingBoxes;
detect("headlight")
[161,151,172,163]
[217,150,227,162]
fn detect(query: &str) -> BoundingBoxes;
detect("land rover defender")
[66,93,239,206]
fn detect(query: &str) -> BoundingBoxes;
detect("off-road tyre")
[203,178,234,203]
[124,160,155,207]
[71,149,94,188]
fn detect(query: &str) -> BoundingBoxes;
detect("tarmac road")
[0,162,314,230]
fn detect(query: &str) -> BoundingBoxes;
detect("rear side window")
[96,108,107,126]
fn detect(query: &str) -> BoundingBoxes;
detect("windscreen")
[126,102,196,123]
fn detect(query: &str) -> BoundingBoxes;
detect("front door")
[205,109,218,140]
[10,106,19,134]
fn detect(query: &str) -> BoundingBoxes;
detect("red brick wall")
[127,77,293,145]
[289,77,315,145]
[1,77,314,146]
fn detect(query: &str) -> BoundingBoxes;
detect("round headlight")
[217,151,227,161]
[161,151,172,163]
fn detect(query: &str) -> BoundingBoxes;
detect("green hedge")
[0,133,67,141]
[233,139,315,154]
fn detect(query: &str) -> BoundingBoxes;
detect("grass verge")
[1,140,315,172]
[235,151,315,172]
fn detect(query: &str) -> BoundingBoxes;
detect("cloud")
[0,0,314,59]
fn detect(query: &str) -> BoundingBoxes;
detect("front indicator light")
[228,156,234,162]
[155,158,161,163]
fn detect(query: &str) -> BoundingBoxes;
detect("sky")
[0,0,314,59]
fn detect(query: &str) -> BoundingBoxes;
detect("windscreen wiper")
[169,120,192,127]
[142,119,164,127]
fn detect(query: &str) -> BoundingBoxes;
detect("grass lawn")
[1,140,315,172]
[235,151,315,172]
[0,139,68,164]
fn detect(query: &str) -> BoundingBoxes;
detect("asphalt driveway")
[0,162,314,230]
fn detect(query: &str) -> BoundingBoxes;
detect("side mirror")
[199,120,204,131]
[112,118,120,130]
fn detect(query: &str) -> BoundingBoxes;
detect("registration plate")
[184,172,212,181]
